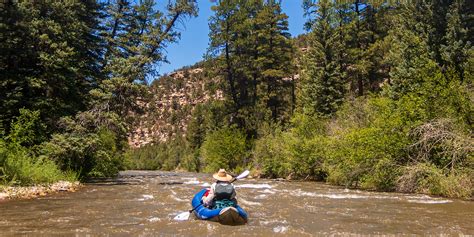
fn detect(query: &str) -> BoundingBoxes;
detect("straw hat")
[212,169,233,182]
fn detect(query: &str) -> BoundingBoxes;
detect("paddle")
[173,170,250,221]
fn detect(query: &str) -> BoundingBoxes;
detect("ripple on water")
[255,194,267,199]
[286,189,401,200]
[169,195,186,202]
[137,194,154,201]
[239,198,262,206]
[148,217,161,222]
[260,189,276,194]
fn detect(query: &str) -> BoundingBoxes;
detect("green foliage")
[207,0,295,135]
[0,110,74,185]
[253,125,289,178]
[42,126,124,178]
[1,0,102,131]
[201,127,248,172]
[1,0,198,183]
[6,109,47,147]
[1,144,71,185]
[300,0,345,117]
[124,137,192,171]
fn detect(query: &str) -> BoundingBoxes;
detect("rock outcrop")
[127,67,223,148]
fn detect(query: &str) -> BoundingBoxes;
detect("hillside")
[127,67,224,148]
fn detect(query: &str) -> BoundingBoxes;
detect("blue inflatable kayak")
[192,189,248,225]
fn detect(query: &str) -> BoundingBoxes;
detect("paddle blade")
[235,170,250,180]
[174,211,190,221]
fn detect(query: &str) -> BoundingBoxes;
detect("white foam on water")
[322,194,369,199]
[201,182,211,187]
[148,217,161,222]
[142,195,153,200]
[236,184,272,189]
[255,194,267,199]
[273,226,288,233]
[239,198,262,206]
[291,189,452,203]
[402,194,452,204]
[261,189,276,194]
[182,177,196,180]
[183,180,200,185]
[407,199,452,204]
[291,190,400,200]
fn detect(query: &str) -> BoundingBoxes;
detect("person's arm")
[203,183,216,205]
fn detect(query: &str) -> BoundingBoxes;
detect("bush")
[201,127,248,173]
[42,127,124,178]
[323,96,416,189]
[1,145,72,185]
[253,128,290,178]
[438,171,473,199]
[0,110,74,185]
[397,163,445,194]
[287,134,327,180]
[181,149,201,172]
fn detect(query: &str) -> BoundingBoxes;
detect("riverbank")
[0,181,81,200]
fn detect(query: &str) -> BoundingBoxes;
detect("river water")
[0,171,472,236]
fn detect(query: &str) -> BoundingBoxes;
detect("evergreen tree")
[255,0,294,122]
[207,0,241,112]
[0,0,102,132]
[207,0,295,134]
[300,0,345,117]
[384,5,441,98]
[441,0,472,82]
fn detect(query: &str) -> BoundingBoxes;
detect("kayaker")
[202,169,237,209]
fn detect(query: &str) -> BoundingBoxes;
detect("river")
[0,171,472,236]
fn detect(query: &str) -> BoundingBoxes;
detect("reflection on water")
[0,171,472,236]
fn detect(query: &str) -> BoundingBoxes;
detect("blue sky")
[155,0,306,77]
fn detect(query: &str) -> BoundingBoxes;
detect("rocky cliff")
[127,67,223,148]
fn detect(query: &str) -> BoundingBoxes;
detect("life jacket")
[214,181,235,201]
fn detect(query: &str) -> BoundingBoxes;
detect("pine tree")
[300,0,345,117]
[207,0,295,133]
[0,0,102,132]
[207,0,242,113]
[384,5,441,98]
[254,0,294,122]
[89,0,198,129]
[441,0,472,82]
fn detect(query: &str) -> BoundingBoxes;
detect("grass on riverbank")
[1,110,78,187]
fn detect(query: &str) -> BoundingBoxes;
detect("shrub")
[253,128,290,178]
[42,127,124,178]
[201,127,248,173]
[396,163,445,194]
[2,146,71,185]
[324,96,413,189]
[409,119,473,170]
[288,134,327,180]
[181,149,202,172]
[0,110,72,185]
[438,171,473,199]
